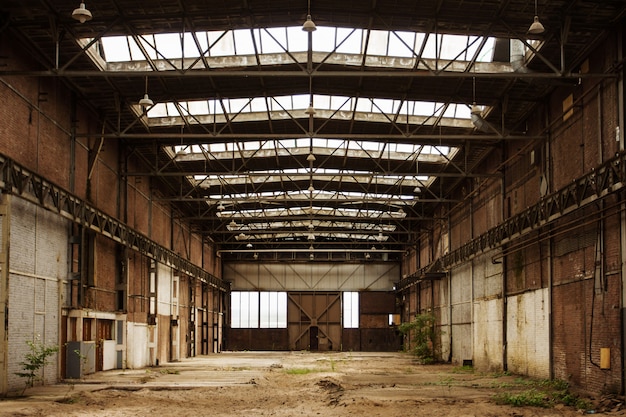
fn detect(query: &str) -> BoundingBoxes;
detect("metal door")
[288,292,341,351]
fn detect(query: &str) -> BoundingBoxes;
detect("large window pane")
[231,291,259,328]
[260,292,287,328]
[343,292,359,328]
[231,291,286,328]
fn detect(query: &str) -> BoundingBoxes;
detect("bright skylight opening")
[173,139,450,161]
[143,94,477,129]
[91,27,495,66]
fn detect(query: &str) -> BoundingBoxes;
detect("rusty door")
[288,292,341,351]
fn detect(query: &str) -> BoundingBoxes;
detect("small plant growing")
[398,313,437,364]
[15,337,59,394]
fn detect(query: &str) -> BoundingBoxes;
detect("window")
[231,291,287,328]
[343,292,359,328]
[259,292,287,328]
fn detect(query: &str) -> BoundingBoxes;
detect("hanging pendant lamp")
[72,2,92,23]
[528,0,545,35]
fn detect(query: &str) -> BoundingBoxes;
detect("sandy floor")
[0,351,623,416]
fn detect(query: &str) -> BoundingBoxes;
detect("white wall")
[7,197,68,391]
[506,288,550,379]
[472,253,504,372]
[126,322,150,369]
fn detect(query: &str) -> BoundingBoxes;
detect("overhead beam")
[128,170,501,179]
[82,132,542,142]
[0,70,616,80]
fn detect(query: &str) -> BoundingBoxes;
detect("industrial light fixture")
[309,253,315,260]
[139,93,154,108]
[371,245,376,251]
[246,243,253,248]
[305,103,316,115]
[138,77,154,109]
[309,244,314,251]
[308,184,315,192]
[302,15,316,32]
[302,0,317,33]
[307,153,316,162]
[236,232,247,241]
[71,2,92,23]
[229,219,238,228]
[217,202,225,211]
[253,253,258,260]
[470,76,488,131]
[528,0,545,35]
[307,233,315,241]
[365,253,371,260]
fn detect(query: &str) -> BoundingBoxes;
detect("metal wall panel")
[288,292,341,351]
[472,252,504,371]
[506,288,550,379]
[450,262,473,364]
[473,298,503,371]
[224,262,399,291]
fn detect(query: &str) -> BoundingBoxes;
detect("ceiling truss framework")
[2,0,625,261]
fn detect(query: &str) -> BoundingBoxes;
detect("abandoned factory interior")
[2,0,626,401]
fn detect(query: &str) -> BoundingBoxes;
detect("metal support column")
[0,194,10,395]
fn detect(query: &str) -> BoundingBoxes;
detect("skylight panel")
[182,32,202,57]
[234,29,255,55]
[336,28,362,54]
[249,97,266,113]
[101,36,131,62]
[243,141,261,151]
[155,33,183,58]
[208,30,235,57]
[312,27,338,53]
[439,34,472,60]
[372,98,394,114]
[227,98,251,113]
[367,30,390,56]
[388,31,418,58]
[314,95,331,110]
[291,94,309,109]
[148,103,169,117]
[260,27,288,54]
[187,100,209,115]
[286,27,308,52]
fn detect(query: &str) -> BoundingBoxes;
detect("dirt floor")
[1,351,624,416]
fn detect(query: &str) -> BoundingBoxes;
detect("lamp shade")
[528,16,545,35]
[139,93,154,108]
[302,15,317,32]
[72,2,92,23]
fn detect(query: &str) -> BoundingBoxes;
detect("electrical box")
[66,341,96,379]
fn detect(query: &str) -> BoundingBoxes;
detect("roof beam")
[0,70,615,80]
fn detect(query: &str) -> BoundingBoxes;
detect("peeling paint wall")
[506,288,550,379]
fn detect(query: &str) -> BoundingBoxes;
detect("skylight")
[143,94,476,128]
[86,26,496,69]
[171,139,451,163]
